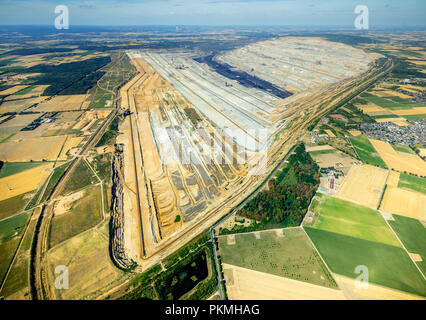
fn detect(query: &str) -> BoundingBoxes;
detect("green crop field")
[398,174,426,194]
[0,211,30,243]
[350,135,388,168]
[308,149,337,157]
[0,161,46,179]
[14,86,34,96]
[218,228,337,288]
[61,160,97,195]
[391,144,415,155]
[370,114,395,119]
[362,94,424,110]
[305,228,426,297]
[0,214,38,298]
[389,215,426,275]
[0,133,14,144]
[309,196,400,247]
[401,114,426,120]
[49,185,102,248]
[0,238,21,285]
[0,191,33,220]
[0,211,31,287]
[39,162,70,203]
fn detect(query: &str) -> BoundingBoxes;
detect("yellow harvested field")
[409,60,426,66]
[0,163,53,201]
[337,164,388,209]
[0,96,48,114]
[392,120,409,127]
[400,84,424,92]
[325,129,335,137]
[386,171,400,187]
[334,274,424,300]
[392,107,426,116]
[0,136,67,162]
[358,105,383,113]
[375,117,405,123]
[0,85,29,96]
[306,145,335,152]
[33,95,87,112]
[380,186,426,221]
[4,85,49,100]
[419,148,426,158]
[369,138,426,176]
[377,90,412,99]
[223,264,346,300]
[348,129,362,136]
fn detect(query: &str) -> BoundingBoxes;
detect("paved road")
[209,144,297,299]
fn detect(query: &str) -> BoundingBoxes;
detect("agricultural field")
[369,138,426,176]
[304,180,426,297]
[380,186,425,220]
[388,215,426,275]
[336,164,388,209]
[0,210,38,299]
[0,210,31,287]
[360,93,425,111]
[0,192,33,220]
[0,161,47,179]
[305,228,426,297]
[349,135,387,168]
[222,263,345,300]
[217,228,337,289]
[398,174,426,194]
[0,163,53,202]
[392,144,415,155]
[0,136,66,162]
[333,274,424,300]
[305,196,400,247]
[49,185,102,248]
[307,146,358,171]
[46,222,124,300]
[60,160,97,196]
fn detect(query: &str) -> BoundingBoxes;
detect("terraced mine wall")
[110,143,135,270]
[194,55,292,99]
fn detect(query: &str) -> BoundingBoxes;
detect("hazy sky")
[0,0,425,27]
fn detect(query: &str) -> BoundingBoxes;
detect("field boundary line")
[300,226,341,291]
[380,212,426,280]
[376,172,389,210]
[216,226,301,238]
[334,163,356,195]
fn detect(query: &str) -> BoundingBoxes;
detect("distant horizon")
[0,24,425,30]
[0,0,425,28]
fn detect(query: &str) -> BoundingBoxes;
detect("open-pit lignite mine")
[113,37,377,269]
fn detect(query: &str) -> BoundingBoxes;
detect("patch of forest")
[238,143,320,228]
[21,56,111,95]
